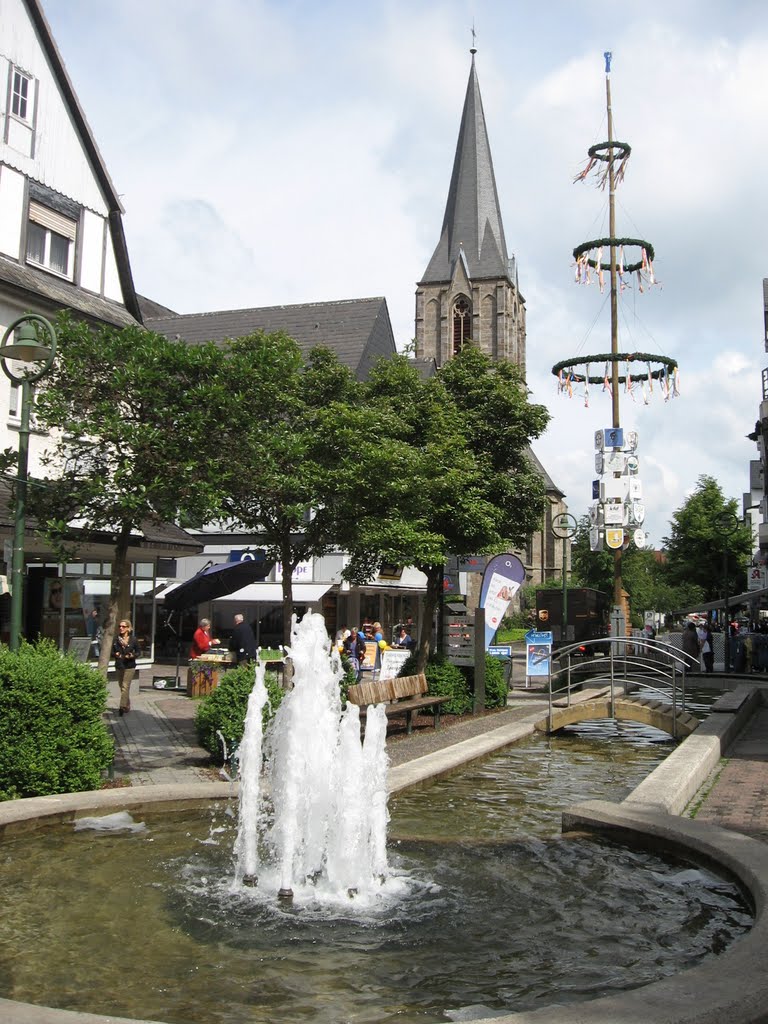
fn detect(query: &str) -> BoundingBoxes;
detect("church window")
[452,296,471,355]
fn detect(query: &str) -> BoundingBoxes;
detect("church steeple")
[415,49,526,370]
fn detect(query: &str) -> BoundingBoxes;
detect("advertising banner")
[479,554,526,649]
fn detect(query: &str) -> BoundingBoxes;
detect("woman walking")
[113,619,140,715]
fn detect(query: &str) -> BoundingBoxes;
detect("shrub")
[0,639,113,800]
[485,655,509,707]
[422,655,472,716]
[195,664,285,763]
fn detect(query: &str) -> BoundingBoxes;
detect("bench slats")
[346,673,446,733]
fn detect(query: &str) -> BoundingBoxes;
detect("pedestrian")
[704,618,716,675]
[396,626,415,651]
[343,627,366,681]
[86,607,102,659]
[190,618,220,659]
[113,618,141,715]
[229,613,257,664]
[681,621,700,671]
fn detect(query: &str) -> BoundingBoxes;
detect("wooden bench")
[346,673,451,734]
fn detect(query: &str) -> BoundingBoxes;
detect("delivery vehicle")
[535,588,610,653]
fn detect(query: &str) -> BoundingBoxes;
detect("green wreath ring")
[552,351,678,386]
[586,141,631,163]
[573,237,655,275]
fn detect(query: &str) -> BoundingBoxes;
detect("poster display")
[479,554,526,649]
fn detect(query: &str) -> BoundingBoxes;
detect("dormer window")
[26,201,77,279]
[10,68,32,122]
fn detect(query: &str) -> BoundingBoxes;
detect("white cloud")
[42,0,768,541]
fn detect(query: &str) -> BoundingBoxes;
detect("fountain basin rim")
[0,789,764,1024]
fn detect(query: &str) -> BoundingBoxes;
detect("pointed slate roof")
[420,52,510,285]
[145,297,396,381]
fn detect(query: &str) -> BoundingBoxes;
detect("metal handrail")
[548,636,695,740]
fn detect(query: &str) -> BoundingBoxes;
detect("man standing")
[86,607,102,659]
[230,613,257,664]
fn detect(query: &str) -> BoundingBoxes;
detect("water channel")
[0,713,751,1024]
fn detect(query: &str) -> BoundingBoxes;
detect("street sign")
[525,629,553,645]
[488,644,512,658]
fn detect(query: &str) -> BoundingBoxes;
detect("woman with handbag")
[113,618,141,715]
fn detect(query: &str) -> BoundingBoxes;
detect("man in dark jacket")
[230,613,258,664]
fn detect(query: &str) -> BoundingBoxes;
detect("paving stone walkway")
[688,705,768,842]
[107,669,768,847]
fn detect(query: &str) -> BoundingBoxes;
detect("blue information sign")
[488,644,512,659]
[524,630,553,645]
[525,629,552,678]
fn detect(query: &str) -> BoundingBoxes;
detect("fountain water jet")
[233,612,389,903]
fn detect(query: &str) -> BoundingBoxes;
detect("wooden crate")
[187,663,222,698]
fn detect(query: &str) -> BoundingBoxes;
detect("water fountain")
[0,612,764,1024]
[233,612,389,901]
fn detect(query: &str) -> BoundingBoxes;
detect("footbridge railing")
[546,637,699,740]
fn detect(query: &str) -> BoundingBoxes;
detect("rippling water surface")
[0,718,752,1024]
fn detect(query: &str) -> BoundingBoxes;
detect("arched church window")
[452,296,471,355]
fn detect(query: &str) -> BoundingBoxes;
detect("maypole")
[552,52,679,616]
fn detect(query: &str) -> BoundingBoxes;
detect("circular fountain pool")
[0,734,751,1024]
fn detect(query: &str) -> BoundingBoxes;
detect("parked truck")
[535,588,610,651]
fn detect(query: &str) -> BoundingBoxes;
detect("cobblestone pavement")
[106,669,547,783]
[688,704,768,842]
[108,669,768,847]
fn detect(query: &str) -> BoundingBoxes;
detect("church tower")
[415,48,526,370]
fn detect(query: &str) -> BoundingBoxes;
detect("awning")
[157,582,330,604]
[214,583,333,604]
[82,579,162,597]
[674,585,768,616]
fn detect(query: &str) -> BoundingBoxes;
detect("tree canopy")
[337,347,550,666]
[31,313,225,668]
[662,475,751,603]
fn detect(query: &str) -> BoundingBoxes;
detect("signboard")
[525,629,552,678]
[479,554,526,650]
[488,644,512,659]
[748,566,767,591]
[379,648,411,679]
[68,637,92,663]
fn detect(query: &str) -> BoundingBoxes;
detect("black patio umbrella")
[163,556,273,611]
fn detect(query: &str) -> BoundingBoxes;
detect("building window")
[452,296,471,355]
[10,68,32,122]
[26,201,77,279]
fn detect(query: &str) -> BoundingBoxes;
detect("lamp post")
[0,314,57,651]
[718,511,740,674]
[551,513,577,645]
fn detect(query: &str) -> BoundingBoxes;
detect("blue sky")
[42,0,768,546]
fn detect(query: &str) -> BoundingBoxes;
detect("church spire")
[420,49,510,285]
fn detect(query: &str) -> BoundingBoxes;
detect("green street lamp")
[0,314,57,651]
[552,513,578,644]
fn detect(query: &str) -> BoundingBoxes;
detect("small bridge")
[537,637,700,740]
[535,687,700,739]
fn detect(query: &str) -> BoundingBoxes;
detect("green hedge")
[418,655,473,716]
[0,639,113,800]
[195,664,285,764]
[464,654,509,708]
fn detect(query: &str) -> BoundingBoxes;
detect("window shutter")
[28,201,77,240]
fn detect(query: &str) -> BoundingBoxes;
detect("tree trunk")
[97,524,132,677]
[280,542,295,685]
[414,566,443,672]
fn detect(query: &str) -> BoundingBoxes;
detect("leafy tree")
[337,347,550,669]
[216,334,363,648]
[571,515,704,625]
[663,475,751,603]
[31,314,225,670]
